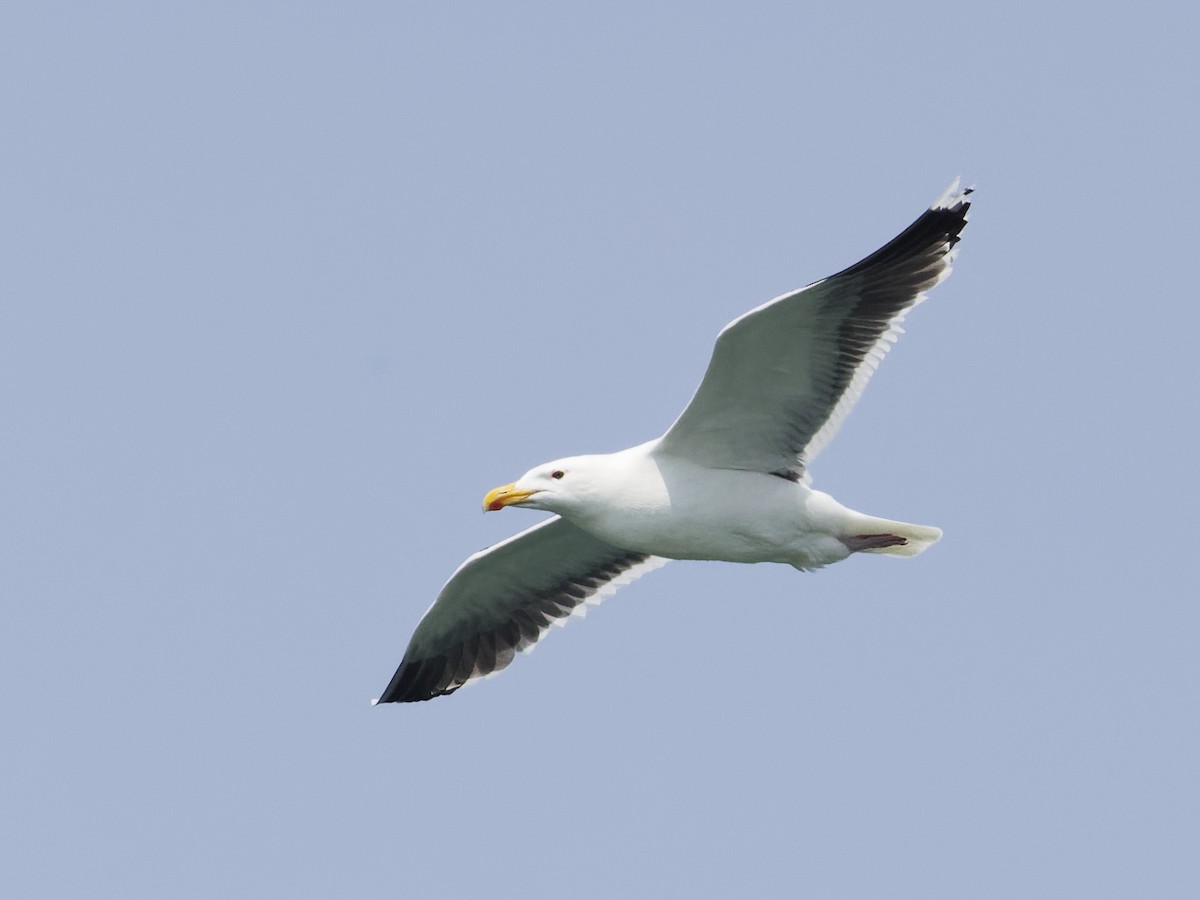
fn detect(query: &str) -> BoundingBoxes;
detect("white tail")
[852,515,943,558]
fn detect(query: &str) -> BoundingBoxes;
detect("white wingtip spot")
[370,697,380,706]
[932,177,973,211]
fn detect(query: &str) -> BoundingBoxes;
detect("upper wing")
[376,516,669,703]
[656,181,971,480]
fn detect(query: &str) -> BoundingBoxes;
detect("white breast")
[566,446,855,568]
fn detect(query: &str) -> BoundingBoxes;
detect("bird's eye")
[551,470,565,480]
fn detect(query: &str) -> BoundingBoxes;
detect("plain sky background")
[4,3,1197,897]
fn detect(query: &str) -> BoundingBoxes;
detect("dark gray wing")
[376,516,669,703]
[656,181,971,480]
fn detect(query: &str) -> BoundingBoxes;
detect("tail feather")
[852,516,943,558]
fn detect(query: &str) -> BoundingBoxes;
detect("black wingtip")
[372,657,460,710]
[375,655,452,704]
[836,189,970,285]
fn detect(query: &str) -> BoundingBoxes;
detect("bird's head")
[483,456,599,514]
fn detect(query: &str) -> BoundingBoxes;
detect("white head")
[482,455,603,515]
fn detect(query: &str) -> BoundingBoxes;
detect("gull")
[377,181,971,703]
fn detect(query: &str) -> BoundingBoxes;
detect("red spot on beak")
[487,499,505,511]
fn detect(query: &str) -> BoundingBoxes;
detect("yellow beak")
[483,483,538,512]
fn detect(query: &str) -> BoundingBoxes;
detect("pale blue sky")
[4,3,1198,897]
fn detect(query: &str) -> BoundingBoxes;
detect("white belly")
[566,455,855,569]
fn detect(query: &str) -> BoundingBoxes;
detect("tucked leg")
[841,533,909,553]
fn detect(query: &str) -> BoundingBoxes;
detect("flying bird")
[377,181,972,703]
